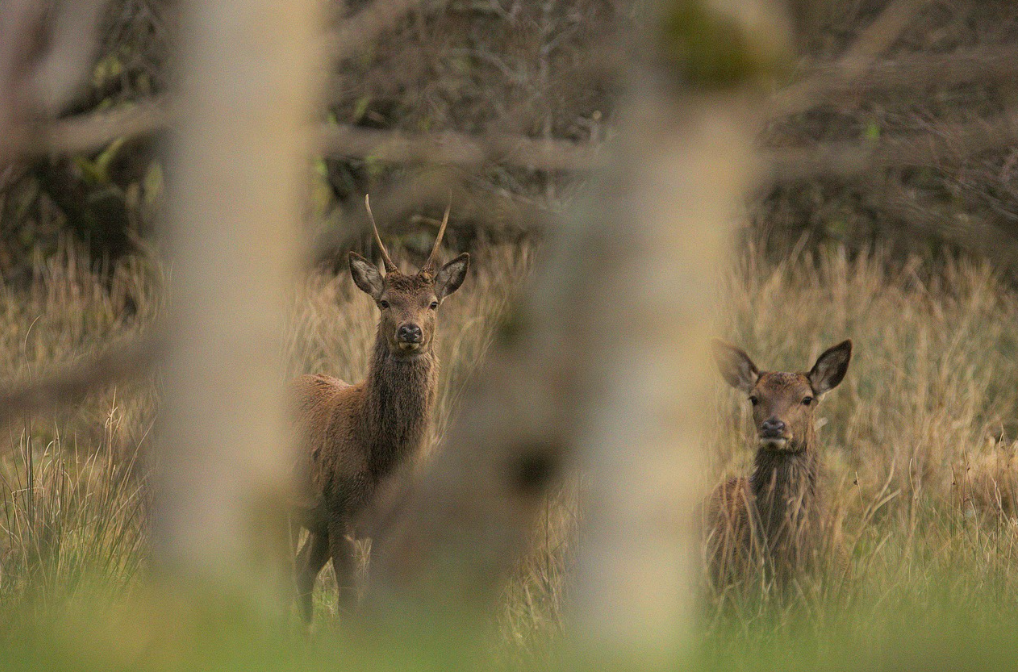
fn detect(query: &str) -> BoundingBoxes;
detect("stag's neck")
[361,332,438,480]
[749,430,821,537]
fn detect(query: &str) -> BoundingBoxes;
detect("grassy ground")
[4,240,1018,668]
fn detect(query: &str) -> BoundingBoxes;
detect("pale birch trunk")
[154,0,323,598]
[567,84,759,663]
[567,2,790,650]
[367,0,790,660]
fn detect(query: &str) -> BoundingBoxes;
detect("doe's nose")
[397,324,423,344]
[761,418,786,435]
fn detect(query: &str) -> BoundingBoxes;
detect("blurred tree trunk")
[153,0,323,602]
[366,0,790,662]
[568,76,763,667]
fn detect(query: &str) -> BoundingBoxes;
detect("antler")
[364,194,398,275]
[421,196,451,274]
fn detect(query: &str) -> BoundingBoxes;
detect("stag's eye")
[802,396,813,406]
[429,300,439,310]
[748,396,759,406]
[379,300,389,309]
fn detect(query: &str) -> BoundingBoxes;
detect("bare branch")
[0,332,162,436]
[308,175,547,266]
[879,183,1018,271]
[771,46,1018,118]
[773,0,935,117]
[36,97,168,156]
[763,108,1018,183]
[318,123,602,171]
[0,0,110,164]
[840,0,933,64]
[0,0,48,163]
[30,0,107,115]
[11,99,600,175]
[327,0,444,62]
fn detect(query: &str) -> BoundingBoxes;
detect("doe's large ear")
[349,252,384,299]
[808,339,852,396]
[711,340,759,394]
[434,252,469,300]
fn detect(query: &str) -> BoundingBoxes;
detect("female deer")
[707,339,852,588]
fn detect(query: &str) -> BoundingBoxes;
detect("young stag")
[290,197,469,622]
[707,339,852,588]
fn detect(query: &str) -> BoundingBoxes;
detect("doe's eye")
[748,396,759,406]
[379,300,389,309]
[429,301,439,310]
[802,396,813,406]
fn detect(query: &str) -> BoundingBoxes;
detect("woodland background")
[2,1,1018,670]
[5,0,1018,280]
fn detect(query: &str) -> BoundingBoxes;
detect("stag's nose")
[761,418,786,436]
[397,324,423,344]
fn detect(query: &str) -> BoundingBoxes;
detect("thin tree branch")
[763,109,1018,182]
[0,0,110,165]
[770,46,1018,117]
[38,97,168,156]
[327,0,440,62]
[30,0,106,115]
[0,0,48,164]
[841,0,932,64]
[0,332,163,435]
[773,0,935,117]
[12,99,601,173]
[317,124,603,171]
[881,183,1018,270]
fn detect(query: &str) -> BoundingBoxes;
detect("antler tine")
[422,196,452,273]
[364,194,398,274]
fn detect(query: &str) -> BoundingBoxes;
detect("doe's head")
[348,196,469,357]
[711,340,852,452]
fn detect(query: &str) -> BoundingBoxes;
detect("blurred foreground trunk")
[366,0,790,662]
[153,0,322,601]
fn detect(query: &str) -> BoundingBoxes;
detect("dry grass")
[6,239,1018,661]
[0,241,157,620]
[703,245,1018,650]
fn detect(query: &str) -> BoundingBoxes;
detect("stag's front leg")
[295,529,329,623]
[329,521,359,616]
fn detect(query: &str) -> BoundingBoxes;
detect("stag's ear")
[349,252,384,299]
[434,253,469,299]
[808,339,852,396]
[711,340,759,395]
